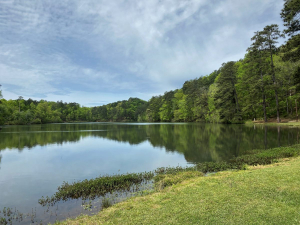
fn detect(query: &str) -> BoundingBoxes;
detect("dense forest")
[0,0,299,125]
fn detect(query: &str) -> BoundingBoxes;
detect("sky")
[0,0,285,107]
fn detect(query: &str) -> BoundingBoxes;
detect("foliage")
[0,104,8,125]
[0,97,147,125]
[281,0,300,36]
[215,62,242,123]
[281,0,300,63]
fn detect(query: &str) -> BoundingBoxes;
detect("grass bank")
[57,146,300,224]
[245,118,300,126]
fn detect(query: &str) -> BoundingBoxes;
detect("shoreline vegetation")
[40,143,300,207]
[53,143,300,224]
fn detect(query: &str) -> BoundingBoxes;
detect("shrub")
[102,198,112,209]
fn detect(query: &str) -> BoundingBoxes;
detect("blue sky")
[0,0,284,106]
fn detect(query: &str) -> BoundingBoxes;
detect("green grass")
[263,122,300,126]
[57,156,300,224]
[154,171,204,191]
[245,119,300,126]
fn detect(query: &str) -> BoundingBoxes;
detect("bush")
[102,198,112,209]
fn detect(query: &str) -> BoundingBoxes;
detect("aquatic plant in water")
[101,198,112,209]
[0,207,38,225]
[38,145,300,209]
[39,172,155,207]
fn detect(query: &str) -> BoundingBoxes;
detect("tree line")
[0,97,147,125]
[0,0,299,125]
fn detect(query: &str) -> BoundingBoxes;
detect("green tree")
[173,89,189,122]
[281,0,300,36]
[146,96,162,122]
[274,55,300,116]
[205,83,220,123]
[280,0,300,94]
[192,87,208,121]
[0,86,8,125]
[35,101,53,123]
[192,72,219,122]
[240,31,271,122]
[159,91,174,122]
[215,61,241,123]
[258,24,285,122]
[18,96,24,112]
[0,104,8,125]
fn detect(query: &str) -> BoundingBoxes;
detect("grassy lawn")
[58,157,300,225]
[260,122,300,126]
[246,119,300,126]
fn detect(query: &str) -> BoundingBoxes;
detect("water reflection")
[0,123,299,224]
[0,123,299,163]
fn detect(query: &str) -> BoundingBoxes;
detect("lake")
[0,122,299,224]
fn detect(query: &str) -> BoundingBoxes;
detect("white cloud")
[0,0,285,105]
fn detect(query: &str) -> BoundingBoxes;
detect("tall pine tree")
[215,61,242,123]
[258,25,284,123]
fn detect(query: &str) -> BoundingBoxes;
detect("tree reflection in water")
[0,123,299,164]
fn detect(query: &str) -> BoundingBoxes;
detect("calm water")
[0,122,299,224]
